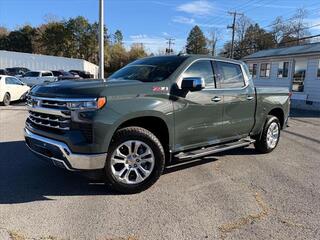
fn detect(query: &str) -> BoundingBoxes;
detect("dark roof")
[243,42,320,59]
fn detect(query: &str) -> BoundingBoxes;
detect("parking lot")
[0,104,320,240]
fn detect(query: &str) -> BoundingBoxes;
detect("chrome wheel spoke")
[111,140,155,185]
[138,165,150,176]
[111,157,125,164]
[267,122,279,149]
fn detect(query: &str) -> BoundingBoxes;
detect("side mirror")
[181,77,205,92]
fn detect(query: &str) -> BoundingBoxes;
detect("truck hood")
[30,79,144,98]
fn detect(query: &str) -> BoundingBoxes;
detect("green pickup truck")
[25,55,290,193]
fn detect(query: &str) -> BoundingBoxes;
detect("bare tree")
[207,28,222,56]
[235,15,252,42]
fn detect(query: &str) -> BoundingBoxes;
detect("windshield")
[24,71,40,77]
[108,56,188,82]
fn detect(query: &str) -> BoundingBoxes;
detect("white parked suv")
[20,71,57,86]
[0,75,30,106]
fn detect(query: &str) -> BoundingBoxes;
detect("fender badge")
[153,86,169,92]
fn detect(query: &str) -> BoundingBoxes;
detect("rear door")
[5,77,21,101]
[173,59,224,151]
[215,61,255,139]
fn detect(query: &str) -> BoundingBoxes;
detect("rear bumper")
[24,128,107,171]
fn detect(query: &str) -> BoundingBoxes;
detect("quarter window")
[248,63,258,78]
[216,62,245,89]
[278,62,289,78]
[260,63,271,78]
[183,60,215,87]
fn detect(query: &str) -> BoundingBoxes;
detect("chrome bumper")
[24,128,107,171]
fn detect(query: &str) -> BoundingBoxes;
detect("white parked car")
[20,71,57,86]
[0,75,30,106]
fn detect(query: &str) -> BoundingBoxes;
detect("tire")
[2,93,10,106]
[105,127,165,194]
[254,115,281,154]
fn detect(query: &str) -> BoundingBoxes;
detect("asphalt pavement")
[0,104,319,240]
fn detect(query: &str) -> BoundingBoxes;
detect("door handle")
[211,96,221,102]
[246,95,254,101]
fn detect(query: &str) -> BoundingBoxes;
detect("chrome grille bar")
[28,116,70,131]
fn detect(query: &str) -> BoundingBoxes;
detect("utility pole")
[99,0,104,79]
[166,38,175,55]
[227,11,243,59]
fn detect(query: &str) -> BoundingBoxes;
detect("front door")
[214,61,255,139]
[172,59,224,152]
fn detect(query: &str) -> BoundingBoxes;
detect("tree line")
[0,16,147,74]
[185,8,312,59]
[0,8,314,74]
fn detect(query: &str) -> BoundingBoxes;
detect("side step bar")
[173,139,255,161]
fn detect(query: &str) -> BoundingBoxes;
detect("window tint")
[109,56,188,82]
[260,63,271,78]
[183,60,215,87]
[25,71,40,77]
[278,62,289,78]
[6,77,21,85]
[216,62,245,88]
[42,72,53,77]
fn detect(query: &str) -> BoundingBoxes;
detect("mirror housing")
[181,77,205,92]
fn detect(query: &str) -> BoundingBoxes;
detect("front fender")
[93,94,174,153]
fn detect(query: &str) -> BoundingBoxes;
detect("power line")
[166,38,175,55]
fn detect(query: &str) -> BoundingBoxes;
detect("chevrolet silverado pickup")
[25,55,290,193]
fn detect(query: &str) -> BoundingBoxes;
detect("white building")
[243,43,320,111]
[0,50,99,78]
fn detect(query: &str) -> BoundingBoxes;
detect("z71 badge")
[152,86,169,92]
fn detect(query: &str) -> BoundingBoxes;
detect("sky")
[1,0,320,53]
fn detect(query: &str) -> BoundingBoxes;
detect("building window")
[260,63,271,78]
[248,63,258,78]
[293,59,307,92]
[278,62,289,78]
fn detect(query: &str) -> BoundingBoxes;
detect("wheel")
[254,115,281,153]
[105,127,165,194]
[2,93,10,106]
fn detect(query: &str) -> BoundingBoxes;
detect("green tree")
[6,25,37,53]
[41,22,70,56]
[128,43,147,62]
[107,43,128,73]
[186,25,208,54]
[113,30,123,45]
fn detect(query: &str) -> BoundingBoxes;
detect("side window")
[5,77,16,85]
[42,72,52,77]
[183,60,215,87]
[216,62,245,89]
[11,77,23,85]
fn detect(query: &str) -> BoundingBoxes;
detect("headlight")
[67,97,106,110]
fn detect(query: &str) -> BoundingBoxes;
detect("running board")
[173,139,255,161]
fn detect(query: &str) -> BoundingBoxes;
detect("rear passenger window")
[216,62,245,89]
[183,60,215,87]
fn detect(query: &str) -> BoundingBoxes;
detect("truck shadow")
[0,141,113,204]
[0,142,258,204]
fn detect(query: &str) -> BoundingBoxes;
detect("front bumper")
[24,128,107,171]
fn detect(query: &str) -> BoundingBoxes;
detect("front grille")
[27,96,71,132]
[26,96,94,143]
[29,111,70,130]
